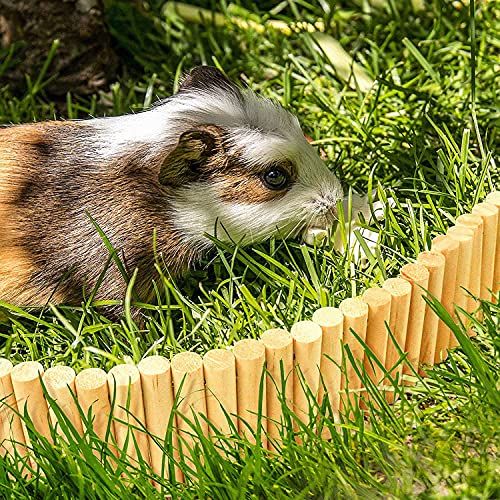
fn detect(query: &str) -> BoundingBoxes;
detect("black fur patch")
[16,178,40,205]
[32,139,55,158]
[178,66,242,101]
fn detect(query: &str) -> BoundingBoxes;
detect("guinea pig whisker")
[270,213,314,254]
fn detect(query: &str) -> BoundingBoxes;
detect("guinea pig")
[0,66,343,308]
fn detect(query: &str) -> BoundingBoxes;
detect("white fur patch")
[88,87,301,160]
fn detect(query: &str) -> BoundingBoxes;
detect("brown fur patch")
[216,175,288,203]
[159,125,225,186]
[0,121,79,198]
[216,160,297,204]
[0,124,53,304]
[0,246,66,305]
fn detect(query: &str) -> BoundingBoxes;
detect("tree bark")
[0,0,118,96]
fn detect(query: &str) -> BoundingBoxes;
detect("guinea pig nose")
[327,205,338,220]
[318,203,338,222]
[315,195,338,218]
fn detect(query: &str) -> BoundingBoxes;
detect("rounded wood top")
[138,355,171,376]
[108,364,140,385]
[362,287,391,307]
[339,297,369,317]
[44,366,76,389]
[203,349,235,370]
[431,234,460,254]
[233,339,265,360]
[75,368,108,390]
[312,307,343,328]
[0,358,13,378]
[382,277,412,297]
[473,201,498,216]
[486,191,500,207]
[456,213,483,229]
[447,225,474,240]
[170,351,203,373]
[417,251,446,269]
[260,329,292,349]
[10,361,44,383]
[290,320,322,343]
[400,263,430,283]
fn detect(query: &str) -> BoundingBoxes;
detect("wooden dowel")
[339,298,368,407]
[472,202,499,301]
[382,278,412,377]
[416,251,446,374]
[362,288,391,385]
[260,329,293,448]
[400,263,430,377]
[0,358,28,460]
[10,361,52,445]
[202,349,237,436]
[75,368,116,455]
[138,355,175,481]
[107,364,150,465]
[431,235,460,362]
[447,225,474,345]
[43,366,83,437]
[290,321,322,428]
[311,308,343,414]
[232,339,267,446]
[171,351,208,466]
[485,191,500,297]
[455,213,484,313]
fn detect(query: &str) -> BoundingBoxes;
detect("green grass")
[0,0,499,498]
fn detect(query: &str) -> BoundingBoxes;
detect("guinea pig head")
[159,66,343,248]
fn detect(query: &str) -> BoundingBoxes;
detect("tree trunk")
[0,0,118,96]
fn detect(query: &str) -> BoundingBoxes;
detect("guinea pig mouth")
[301,205,339,245]
[301,217,339,245]
[302,226,329,245]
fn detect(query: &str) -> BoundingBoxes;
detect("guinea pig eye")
[262,168,290,190]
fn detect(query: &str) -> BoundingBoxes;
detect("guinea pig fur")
[0,66,343,307]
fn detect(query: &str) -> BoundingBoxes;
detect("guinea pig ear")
[177,66,242,99]
[159,125,224,186]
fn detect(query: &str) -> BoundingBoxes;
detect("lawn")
[0,0,499,498]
